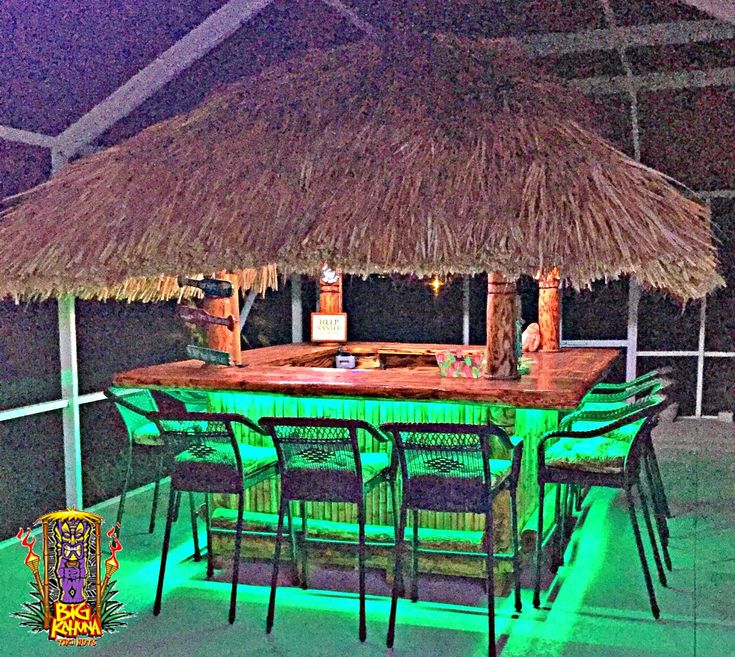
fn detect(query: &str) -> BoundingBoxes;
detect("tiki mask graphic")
[53,517,91,603]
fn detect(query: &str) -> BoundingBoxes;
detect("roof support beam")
[55,0,275,159]
[682,1,735,25]
[0,125,55,148]
[493,19,735,57]
[320,0,378,37]
[571,65,735,94]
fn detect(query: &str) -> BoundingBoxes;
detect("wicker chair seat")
[405,454,511,484]
[286,449,389,480]
[173,444,277,493]
[131,421,165,446]
[545,436,630,474]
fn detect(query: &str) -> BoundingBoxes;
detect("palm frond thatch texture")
[0,32,722,302]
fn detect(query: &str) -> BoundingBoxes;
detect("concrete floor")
[0,417,732,656]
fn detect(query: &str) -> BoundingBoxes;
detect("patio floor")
[1,417,733,656]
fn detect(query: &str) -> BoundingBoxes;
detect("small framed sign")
[311,313,347,343]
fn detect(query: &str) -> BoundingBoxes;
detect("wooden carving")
[202,271,241,365]
[319,265,343,314]
[537,267,561,352]
[484,272,520,379]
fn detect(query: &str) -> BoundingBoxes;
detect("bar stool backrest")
[148,411,260,493]
[561,391,668,434]
[380,422,512,514]
[258,417,385,503]
[105,388,159,439]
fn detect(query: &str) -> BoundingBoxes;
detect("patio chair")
[559,389,673,565]
[106,388,213,539]
[576,370,674,520]
[149,410,277,623]
[582,367,672,400]
[258,416,395,642]
[380,422,524,657]
[533,395,669,619]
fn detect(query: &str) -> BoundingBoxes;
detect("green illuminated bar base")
[113,342,619,585]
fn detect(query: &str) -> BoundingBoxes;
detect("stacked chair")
[380,422,524,657]
[534,388,671,618]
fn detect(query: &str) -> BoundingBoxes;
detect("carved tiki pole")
[485,272,520,379]
[319,266,343,314]
[537,267,561,352]
[202,271,241,365]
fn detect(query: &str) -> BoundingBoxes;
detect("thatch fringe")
[0,266,278,303]
[0,34,723,302]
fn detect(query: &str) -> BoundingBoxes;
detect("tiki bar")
[0,15,729,657]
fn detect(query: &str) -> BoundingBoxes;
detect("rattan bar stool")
[106,388,203,544]
[380,422,523,657]
[258,416,395,642]
[149,410,276,623]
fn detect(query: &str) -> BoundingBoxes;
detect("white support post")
[462,276,470,345]
[52,148,83,508]
[626,280,640,381]
[291,273,303,343]
[239,288,258,330]
[58,295,83,509]
[695,296,707,416]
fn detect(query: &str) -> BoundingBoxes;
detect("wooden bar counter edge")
[113,342,620,411]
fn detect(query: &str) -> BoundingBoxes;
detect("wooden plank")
[113,343,620,410]
[178,306,235,329]
[186,344,232,366]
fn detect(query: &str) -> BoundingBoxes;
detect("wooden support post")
[319,267,343,314]
[202,271,241,365]
[484,272,520,380]
[537,267,561,352]
[226,273,241,365]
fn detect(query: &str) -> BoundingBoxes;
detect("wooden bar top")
[113,342,619,410]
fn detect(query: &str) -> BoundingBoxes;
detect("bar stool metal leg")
[229,491,244,624]
[485,505,497,657]
[643,451,671,544]
[509,487,522,613]
[153,486,177,616]
[357,499,367,643]
[637,479,667,587]
[149,449,165,533]
[300,500,308,589]
[205,493,214,578]
[266,497,288,633]
[645,440,671,518]
[624,485,660,619]
[387,503,408,649]
[115,441,134,536]
[411,508,419,602]
[551,484,563,570]
[533,481,545,609]
[642,455,672,570]
[287,502,299,585]
[188,492,201,561]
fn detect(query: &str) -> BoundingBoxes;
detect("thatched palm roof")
[0,33,723,302]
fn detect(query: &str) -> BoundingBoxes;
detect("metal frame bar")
[291,273,303,343]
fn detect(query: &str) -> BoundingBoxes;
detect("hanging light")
[428,275,444,296]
